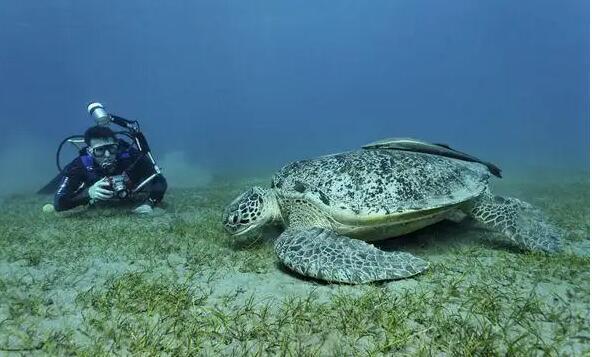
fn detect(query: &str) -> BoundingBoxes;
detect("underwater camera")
[107,173,132,199]
[37,102,162,195]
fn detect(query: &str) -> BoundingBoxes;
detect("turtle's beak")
[221,201,255,236]
[222,205,242,235]
[222,187,270,236]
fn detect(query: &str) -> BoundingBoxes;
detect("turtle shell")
[271,149,489,219]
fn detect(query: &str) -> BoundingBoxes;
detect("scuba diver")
[40,102,167,214]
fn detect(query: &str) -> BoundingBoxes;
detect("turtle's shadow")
[376,220,466,252]
[229,219,523,256]
[375,220,523,255]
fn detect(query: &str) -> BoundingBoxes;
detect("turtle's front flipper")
[468,192,562,253]
[274,228,429,284]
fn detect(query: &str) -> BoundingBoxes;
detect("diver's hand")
[89,178,114,202]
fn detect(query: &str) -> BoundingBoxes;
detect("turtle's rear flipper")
[274,227,429,284]
[362,137,502,178]
[469,192,562,253]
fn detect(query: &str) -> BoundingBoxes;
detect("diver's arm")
[127,150,167,204]
[146,174,167,204]
[53,161,91,211]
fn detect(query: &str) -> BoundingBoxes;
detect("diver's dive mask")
[90,144,119,158]
[88,143,119,171]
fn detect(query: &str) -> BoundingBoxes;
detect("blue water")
[0,0,588,190]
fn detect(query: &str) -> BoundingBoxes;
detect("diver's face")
[89,137,118,172]
[222,187,269,235]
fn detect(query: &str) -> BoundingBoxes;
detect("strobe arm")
[109,114,140,133]
[109,115,156,168]
[109,114,158,168]
[109,114,162,187]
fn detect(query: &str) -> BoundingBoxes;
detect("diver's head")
[222,187,280,235]
[84,126,119,173]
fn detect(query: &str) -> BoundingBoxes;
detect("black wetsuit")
[54,145,167,212]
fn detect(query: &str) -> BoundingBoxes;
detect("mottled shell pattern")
[271,149,490,219]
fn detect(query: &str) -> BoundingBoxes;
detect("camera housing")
[107,173,131,199]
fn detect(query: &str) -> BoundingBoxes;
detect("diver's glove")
[88,178,114,203]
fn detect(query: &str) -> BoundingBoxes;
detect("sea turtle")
[222,138,562,284]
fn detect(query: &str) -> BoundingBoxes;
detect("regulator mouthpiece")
[87,102,111,126]
[100,160,116,172]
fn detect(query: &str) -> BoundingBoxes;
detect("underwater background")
[0,0,588,195]
[0,0,589,355]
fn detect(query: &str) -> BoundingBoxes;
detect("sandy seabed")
[0,170,589,355]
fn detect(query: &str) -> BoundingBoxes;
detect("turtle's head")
[222,187,280,236]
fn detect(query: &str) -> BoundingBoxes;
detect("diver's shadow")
[56,197,171,219]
